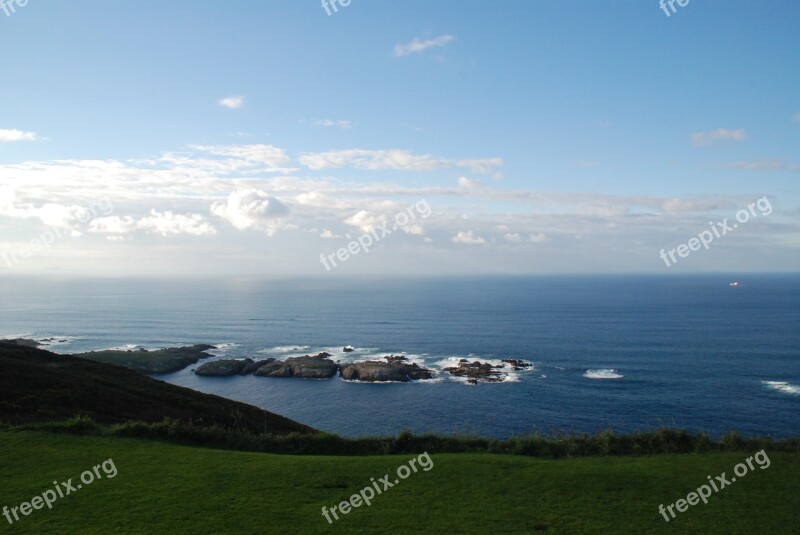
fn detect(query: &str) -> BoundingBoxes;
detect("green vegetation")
[18,416,800,459]
[1,430,797,534]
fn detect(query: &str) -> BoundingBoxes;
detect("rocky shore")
[10,337,532,384]
[193,353,531,384]
[195,353,435,382]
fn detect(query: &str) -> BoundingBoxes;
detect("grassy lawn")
[0,431,797,534]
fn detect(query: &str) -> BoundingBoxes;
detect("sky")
[0,0,798,277]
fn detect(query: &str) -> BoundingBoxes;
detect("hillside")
[0,342,314,435]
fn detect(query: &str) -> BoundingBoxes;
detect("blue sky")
[0,0,798,276]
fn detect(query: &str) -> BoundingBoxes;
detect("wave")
[433,356,534,384]
[762,381,800,395]
[584,369,623,380]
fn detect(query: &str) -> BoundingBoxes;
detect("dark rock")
[254,354,338,379]
[340,356,433,382]
[501,359,531,371]
[195,359,249,377]
[241,358,275,375]
[316,352,332,358]
[444,360,506,383]
[343,346,354,352]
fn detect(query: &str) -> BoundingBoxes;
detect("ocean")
[1,274,798,438]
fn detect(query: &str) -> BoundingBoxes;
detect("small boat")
[729,281,739,287]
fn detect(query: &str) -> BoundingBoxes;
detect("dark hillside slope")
[0,342,314,435]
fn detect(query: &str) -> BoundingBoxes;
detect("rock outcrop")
[340,355,433,382]
[195,358,276,377]
[443,359,506,383]
[254,353,338,379]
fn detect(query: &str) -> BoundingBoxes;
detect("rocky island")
[340,355,433,382]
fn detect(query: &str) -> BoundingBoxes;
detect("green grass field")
[1,431,797,534]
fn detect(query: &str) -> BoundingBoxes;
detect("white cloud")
[88,216,137,234]
[211,189,289,234]
[344,210,388,234]
[451,230,485,244]
[505,232,548,243]
[721,159,800,172]
[298,149,502,174]
[187,144,291,170]
[0,129,38,142]
[456,159,504,174]
[458,176,483,189]
[218,96,244,109]
[312,119,353,129]
[137,210,217,236]
[529,233,548,243]
[394,35,455,57]
[690,128,748,147]
[87,212,215,237]
[319,229,341,239]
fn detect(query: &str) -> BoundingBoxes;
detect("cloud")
[529,232,548,243]
[137,210,216,236]
[451,230,485,244]
[87,212,215,237]
[690,128,748,147]
[298,149,503,174]
[211,188,290,234]
[187,144,291,169]
[218,95,244,109]
[720,159,800,172]
[458,176,483,189]
[504,232,548,243]
[157,144,296,174]
[312,119,353,129]
[0,129,38,142]
[344,210,389,234]
[456,158,504,174]
[88,216,137,234]
[394,35,455,57]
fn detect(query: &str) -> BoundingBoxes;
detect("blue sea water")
[1,275,798,438]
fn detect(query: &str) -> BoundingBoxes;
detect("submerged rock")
[443,360,506,383]
[501,359,532,371]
